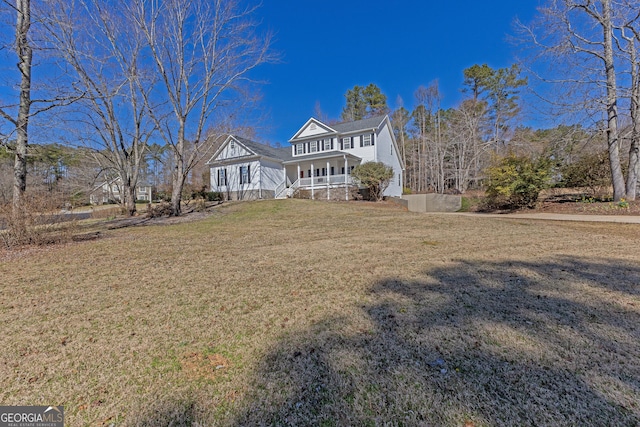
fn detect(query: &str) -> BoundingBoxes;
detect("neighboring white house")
[89,178,153,205]
[206,115,404,200]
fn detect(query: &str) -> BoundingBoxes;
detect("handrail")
[285,179,300,197]
[274,181,286,198]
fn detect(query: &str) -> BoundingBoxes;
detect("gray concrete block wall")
[401,194,462,213]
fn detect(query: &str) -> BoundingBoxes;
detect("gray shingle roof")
[330,115,386,134]
[282,151,361,163]
[234,136,292,161]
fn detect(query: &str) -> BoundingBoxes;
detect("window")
[324,139,332,151]
[362,134,372,147]
[296,143,304,155]
[230,141,235,150]
[310,141,318,153]
[321,168,326,176]
[342,137,352,149]
[217,169,227,186]
[240,165,251,184]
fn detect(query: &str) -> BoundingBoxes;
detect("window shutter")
[224,168,227,186]
[360,135,363,148]
[247,165,251,184]
[371,133,375,146]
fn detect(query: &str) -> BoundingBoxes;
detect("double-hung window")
[217,169,227,186]
[295,143,304,155]
[324,139,332,151]
[342,137,352,149]
[310,141,318,153]
[362,134,372,147]
[240,165,251,185]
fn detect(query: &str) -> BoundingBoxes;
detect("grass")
[1,199,639,426]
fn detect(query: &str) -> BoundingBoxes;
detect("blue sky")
[252,1,542,145]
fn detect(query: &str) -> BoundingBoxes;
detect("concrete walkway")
[452,212,640,224]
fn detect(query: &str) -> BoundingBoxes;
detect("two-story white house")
[206,115,404,200]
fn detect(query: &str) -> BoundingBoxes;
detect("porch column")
[326,160,330,200]
[297,164,300,182]
[344,156,348,201]
[311,162,314,200]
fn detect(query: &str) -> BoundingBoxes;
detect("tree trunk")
[602,0,626,201]
[170,137,184,216]
[626,31,640,200]
[13,0,32,215]
[122,181,137,216]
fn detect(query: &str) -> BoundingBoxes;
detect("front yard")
[1,199,639,426]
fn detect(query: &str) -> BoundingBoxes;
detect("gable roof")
[233,136,292,161]
[289,118,337,141]
[330,115,386,134]
[207,135,291,164]
[290,115,388,143]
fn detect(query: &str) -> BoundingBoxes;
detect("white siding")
[217,139,251,160]
[349,134,377,162]
[375,121,403,197]
[296,121,333,139]
[210,159,286,199]
[260,159,286,191]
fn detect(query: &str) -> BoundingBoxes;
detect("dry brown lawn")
[1,199,639,426]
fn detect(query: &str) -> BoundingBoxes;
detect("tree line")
[338,1,640,203]
[0,0,272,219]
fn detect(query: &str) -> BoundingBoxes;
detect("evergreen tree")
[341,83,388,121]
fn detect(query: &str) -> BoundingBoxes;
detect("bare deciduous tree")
[0,0,80,216]
[518,0,633,201]
[44,0,154,215]
[131,0,273,216]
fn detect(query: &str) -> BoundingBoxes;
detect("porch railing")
[298,174,354,187]
[285,178,300,197]
[274,181,286,198]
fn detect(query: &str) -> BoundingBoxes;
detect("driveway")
[452,212,640,224]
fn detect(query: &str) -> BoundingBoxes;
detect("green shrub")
[205,191,223,202]
[559,151,611,196]
[484,154,551,210]
[351,162,394,201]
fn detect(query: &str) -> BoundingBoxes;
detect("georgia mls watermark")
[0,406,64,427]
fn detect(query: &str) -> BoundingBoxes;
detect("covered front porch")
[280,152,361,200]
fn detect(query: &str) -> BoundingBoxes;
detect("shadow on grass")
[125,256,640,426]
[230,256,640,426]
